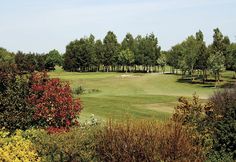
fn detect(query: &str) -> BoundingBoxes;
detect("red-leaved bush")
[28,72,82,129]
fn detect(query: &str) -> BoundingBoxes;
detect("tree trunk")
[215,72,217,88]
[202,70,205,84]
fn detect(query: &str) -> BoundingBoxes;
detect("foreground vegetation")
[1,88,235,161]
[1,27,236,161]
[0,63,235,161]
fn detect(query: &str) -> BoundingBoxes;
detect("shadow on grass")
[219,81,236,88]
[176,78,216,88]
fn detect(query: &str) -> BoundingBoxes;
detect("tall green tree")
[226,43,236,77]
[167,43,185,74]
[181,36,199,79]
[121,33,135,52]
[195,30,208,83]
[134,35,144,71]
[45,49,63,70]
[118,49,134,72]
[35,54,46,71]
[143,34,161,72]
[94,40,104,71]
[103,31,120,71]
[134,34,160,72]
[63,40,80,71]
[208,28,226,86]
[63,35,96,72]
[157,51,167,73]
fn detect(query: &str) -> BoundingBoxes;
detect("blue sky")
[0,0,235,53]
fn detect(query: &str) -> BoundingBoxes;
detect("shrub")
[0,129,41,162]
[206,88,236,159]
[95,120,204,162]
[206,151,234,162]
[172,95,213,152]
[73,86,85,95]
[172,91,236,160]
[0,63,19,92]
[28,72,82,128]
[0,69,33,131]
[24,127,98,162]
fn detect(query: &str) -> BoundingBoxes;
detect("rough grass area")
[49,67,235,121]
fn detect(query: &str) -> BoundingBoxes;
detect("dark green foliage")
[45,49,63,70]
[167,43,184,73]
[206,88,236,158]
[134,34,160,72]
[206,151,234,162]
[35,54,46,71]
[103,31,120,71]
[14,50,61,72]
[73,86,85,95]
[121,33,135,52]
[63,31,161,73]
[0,70,33,131]
[15,52,37,72]
[226,43,236,75]
[63,35,97,72]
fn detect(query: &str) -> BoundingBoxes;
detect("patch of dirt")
[120,74,140,78]
[143,102,177,113]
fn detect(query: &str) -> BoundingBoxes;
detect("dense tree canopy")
[63,31,161,72]
[45,49,63,70]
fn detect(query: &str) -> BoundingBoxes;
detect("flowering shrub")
[0,130,41,162]
[28,72,82,128]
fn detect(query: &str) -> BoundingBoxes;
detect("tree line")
[0,48,63,73]
[1,28,236,82]
[63,31,161,72]
[166,28,236,85]
[63,29,236,82]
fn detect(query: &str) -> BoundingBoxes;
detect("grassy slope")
[49,67,235,121]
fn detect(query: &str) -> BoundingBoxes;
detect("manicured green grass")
[49,67,235,121]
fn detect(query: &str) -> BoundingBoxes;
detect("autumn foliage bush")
[28,72,82,129]
[95,120,204,162]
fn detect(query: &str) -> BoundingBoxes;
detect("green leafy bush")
[24,127,98,162]
[0,71,33,131]
[206,88,236,159]
[73,86,85,95]
[206,151,234,162]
